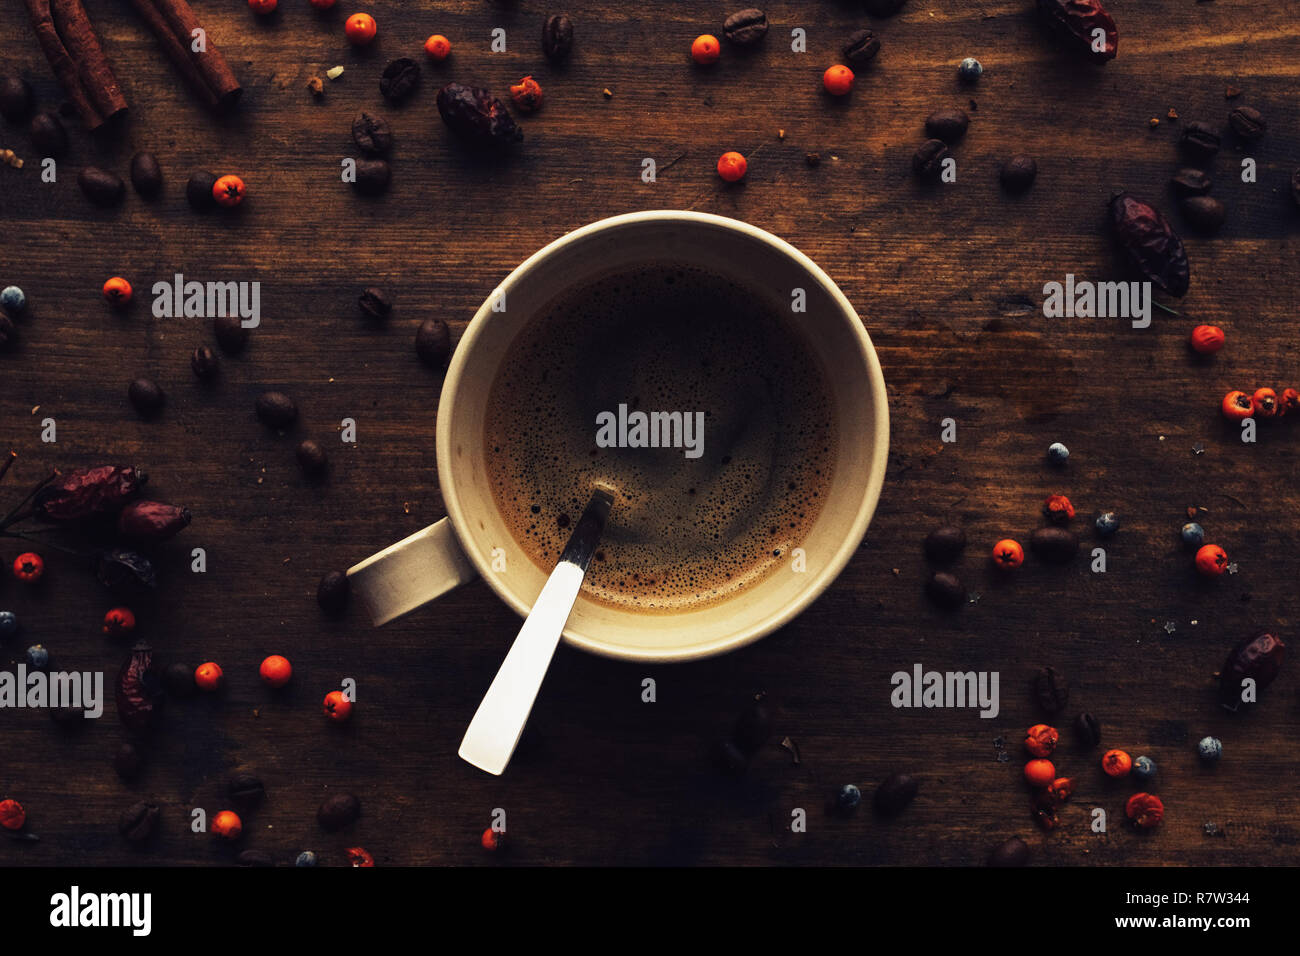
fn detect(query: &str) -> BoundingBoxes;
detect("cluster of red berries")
[1100,750,1165,829]
[1220,387,1300,421]
[1024,732,1164,830]
[1022,725,1074,830]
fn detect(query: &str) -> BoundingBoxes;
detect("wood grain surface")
[2,0,1299,867]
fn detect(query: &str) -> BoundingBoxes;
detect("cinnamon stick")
[128,0,241,112]
[23,0,127,129]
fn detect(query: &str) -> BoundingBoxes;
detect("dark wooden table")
[2,0,1298,867]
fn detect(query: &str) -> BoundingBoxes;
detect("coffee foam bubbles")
[484,263,835,611]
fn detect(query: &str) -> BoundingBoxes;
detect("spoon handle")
[458,488,613,776]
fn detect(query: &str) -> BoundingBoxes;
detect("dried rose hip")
[346,846,375,867]
[1219,631,1285,712]
[510,76,543,113]
[0,798,26,830]
[117,500,191,542]
[1047,777,1074,803]
[1043,493,1075,523]
[1126,792,1164,828]
[1037,0,1118,63]
[436,83,522,147]
[34,465,147,521]
[116,642,162,732]
[1025,723,1059,758]
[1109,193,1190,298]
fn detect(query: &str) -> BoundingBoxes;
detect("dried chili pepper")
[1219,631,1285,712]
[117,500,191,542]
[1037,0,1118,63]
[33,465,147,521]
[436,83,522,147]
[97,548,157,589]
[1109,193,1190,298]
[116,642,162,732]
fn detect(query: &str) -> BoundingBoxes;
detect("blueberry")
[1095,512,1120,537]
[1,285,25,316]
[0,611,17,640]
[958,57,983,83]
[295,850,318,867]
[1133,755,1156,780]
[1181,522,1205,546]
[25,644,49,670]
[1047,442,1069,464]
[836,784,862,812]
[1197,736,1222,761]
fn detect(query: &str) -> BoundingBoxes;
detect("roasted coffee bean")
[712,737,749,776]
[213,315,249,354]
[1228,106,1266,141]
[296,439,328,476]
[28,111,68,157]
[191,345,219,380]
[162,661,196,698]
[1169,167,1212,197]
[1033,666,1070,714]
[229,773,266,809]
[864,0,907,15]
[118,801,159,842]
[723,9,768,46]
[912,139,950,180]
[923,526,966,564]
[926,571,965,609]
[1074,711,1102,747]
[1181,195,1226,235]
[186,170,219,210]
[379,58,421,103]
[130,152,163,197]
[732,694,772,756]
[114,742,146,780]
[0,315,15,351]
[416,318,451,368]
[351,112,393,156]
[235,850,274,867]
[924,108,969,144]
[1000,154,1038,193]
[255,390,298,429]
[352,158,391,196]
[437,83,522,147]
[874,773,918,815]
[358,286,392,319]
[317,570,350,615]
[128,379,165,417]
[79,166,126,206]
[541,14,575,62]
[1180,121,1220,162]
[1030,526,1078,563]
[0,74,35,123]
[317,792,361,831]
[842,29,881,68]
[987,836,1030,867]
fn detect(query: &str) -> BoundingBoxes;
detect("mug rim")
[436,210,890,662]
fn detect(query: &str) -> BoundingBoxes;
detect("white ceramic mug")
[347,210,889,662]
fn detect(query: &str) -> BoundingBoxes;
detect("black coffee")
[484,262,836,611]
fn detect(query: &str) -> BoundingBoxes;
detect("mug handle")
[346,518,479,625]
